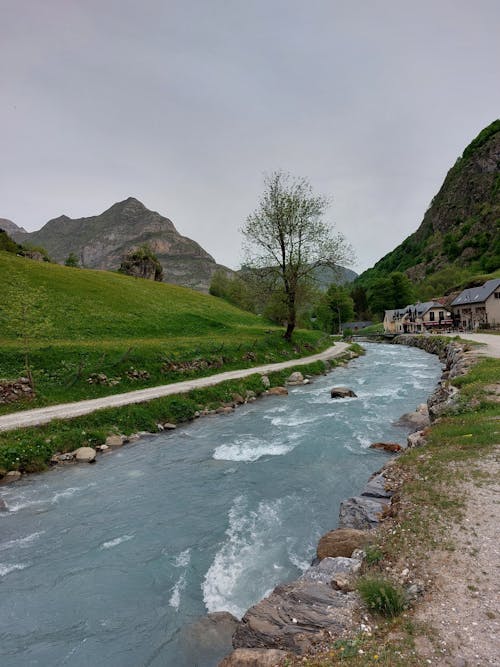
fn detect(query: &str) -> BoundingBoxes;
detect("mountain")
[11,198,229,291]
[0,218,27,237]
[358,120,500,292]
[313,264,358,288]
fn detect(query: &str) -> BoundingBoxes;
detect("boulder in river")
[369,442,402,453]
[219,648,288,666]
[330,387,357,399]
[0,498,8,511]
[338,495,390,530]
[266,386,288,396]
[180,612,240,666]
[105,434,126,447]
[316,528,369,560]
[394,403,430,431]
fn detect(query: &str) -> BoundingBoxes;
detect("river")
[0,343,441,666]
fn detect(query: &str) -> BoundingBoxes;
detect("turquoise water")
[0,344,441,666]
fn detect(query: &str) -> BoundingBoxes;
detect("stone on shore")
[267,387,288,396]
[407,430,427,448]
[338,495,390,530]
[219,648,287,666]
[233,579,358,653]
[395,404,430,431]
[330,387,357,399]
[287,371,304,385]
[74,447,97,462]
[369,442,402,453]
[105,434,126,447]
[316,528,368,560]
[300,556,362,584]
[361,472,393,498]
[261,375,271,389]
[0,471,22,484]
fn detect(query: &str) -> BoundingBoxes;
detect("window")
[439,311,444,320]
[429,311,435,321]
[495,292,500,299]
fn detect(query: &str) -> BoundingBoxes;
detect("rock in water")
[0,471,22,484]
[0,498,8,511]
[338,496,390,530]
[219,648,288,666]
[316,528,368,560]
[330,387,357,398]
[180,612,240,666]
[369,442,402,453]
[266,387,288,396]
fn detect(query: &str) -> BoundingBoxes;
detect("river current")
[0,343,441,666]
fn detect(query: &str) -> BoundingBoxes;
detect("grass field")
[0,251,328,413]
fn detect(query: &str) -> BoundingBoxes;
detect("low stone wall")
[0,378,34,405]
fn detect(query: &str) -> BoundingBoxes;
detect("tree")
[316,284,355,334]
[65,252,80,267]
[0,279,53,390]
[242,171,353,340]
[119,244,164,281]
[367,272,414,317]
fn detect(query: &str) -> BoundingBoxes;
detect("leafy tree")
[64,252,80,267]
[0,279,53,390]
[316,284,355,333]
[241,171,353,340]
[119,244,164,281]
[350,284,370,320]
[0,229,22,254]
[367,272,414,317]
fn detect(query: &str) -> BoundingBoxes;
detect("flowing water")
[0,343,441,666]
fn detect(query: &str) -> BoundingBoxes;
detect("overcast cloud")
[1,0,499,272]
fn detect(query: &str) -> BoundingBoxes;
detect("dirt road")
[459,332,500,358]
[0,343,349,433]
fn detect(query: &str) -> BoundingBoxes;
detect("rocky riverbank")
[218,337,478,666]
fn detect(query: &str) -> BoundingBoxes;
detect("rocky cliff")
[8,198,229,291]
[0,218,27,237]
[359,119,500,285]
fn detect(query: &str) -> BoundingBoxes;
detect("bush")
[364,544,383,566]
[357,577,406,617]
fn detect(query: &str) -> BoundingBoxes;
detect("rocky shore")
[217,337,477,666]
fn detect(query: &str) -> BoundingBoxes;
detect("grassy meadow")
[0,251,328,414]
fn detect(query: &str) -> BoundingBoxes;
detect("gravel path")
[415,451,500,666]
[459,333,500,359]
[0,343,348,432]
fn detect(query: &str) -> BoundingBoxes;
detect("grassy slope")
[0,252,326,412]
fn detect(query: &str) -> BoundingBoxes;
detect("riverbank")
[0,344,359,479]
[219,336,500,666]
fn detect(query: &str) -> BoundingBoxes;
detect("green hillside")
[0,252,325,413]
[356,120,500,306]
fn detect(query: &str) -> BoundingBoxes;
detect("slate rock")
[300,557,361,585]
[361,473,393,498]
[338,495,390,530]
[233,579,358,653]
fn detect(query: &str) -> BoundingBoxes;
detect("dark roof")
[342,321,373,329]
[451,279,500,307]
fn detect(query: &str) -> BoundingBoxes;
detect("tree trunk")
[284,298,296,341]
[284,320,295,341]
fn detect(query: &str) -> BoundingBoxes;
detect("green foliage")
[364,544,384,566]
[350,284,370,320]
[64,252,80,267]
[118,244,164,281]
[367,272,414,316]
[357,577,406,617]
[0,229,22,254]
[461,119,500,162]
[316,284,355,333]
[242,170,353,340]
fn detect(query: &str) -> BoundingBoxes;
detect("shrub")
[357,577,406,617]
[364,544,383,566]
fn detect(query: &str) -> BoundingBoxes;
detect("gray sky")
[1,0,499,272]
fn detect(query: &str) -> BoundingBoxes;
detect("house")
[384,301,453,334]
[451,278,500,329]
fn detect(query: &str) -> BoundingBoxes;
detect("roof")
[451,279,500,307]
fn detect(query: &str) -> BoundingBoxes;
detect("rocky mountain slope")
[358,119,500,288]
[0,218,27,237]
[7,198,229,291]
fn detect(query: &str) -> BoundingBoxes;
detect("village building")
[451,278,500,330]
[384,301,453,334]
